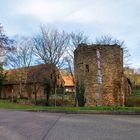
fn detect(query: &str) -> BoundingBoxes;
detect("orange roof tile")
[60,70,74,87]
[3,64,58,84]
[62,75,74,87]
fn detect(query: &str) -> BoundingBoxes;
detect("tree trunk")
[34,92,37,105]
[46,92,50,106]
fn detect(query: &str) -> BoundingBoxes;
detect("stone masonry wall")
[74,44,124,106]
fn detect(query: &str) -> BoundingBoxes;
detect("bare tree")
[0,24,13,63]
[32,25,69,105]
[0,24,13,98]
[0,63,6,98]
[67,32,89,60]
[33,26,69,67]
[7,37,34,69]
[64,31,89,106]
[27,65,51,104]
[95,35,131,67]
[65,31,89,81]
[6,37,34,98]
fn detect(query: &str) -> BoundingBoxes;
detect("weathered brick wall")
[74,44,125,106]
[1,83,45,99]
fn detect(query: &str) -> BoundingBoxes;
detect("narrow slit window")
[85,64,89,72]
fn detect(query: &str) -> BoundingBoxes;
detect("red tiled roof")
[60,70,74,87]
[62,75,74,87]
[3,64,57,84]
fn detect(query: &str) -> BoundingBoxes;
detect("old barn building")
[74,44,130,106]
[1,64,75,101]
[2,64,58,99]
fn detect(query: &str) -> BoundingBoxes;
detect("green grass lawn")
[0,100,140,112]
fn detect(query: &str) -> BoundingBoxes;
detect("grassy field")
[0,100,140,112]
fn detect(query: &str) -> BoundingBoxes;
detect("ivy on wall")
[76,81,85,106]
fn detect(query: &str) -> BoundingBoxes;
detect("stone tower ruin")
[74,44,125,106]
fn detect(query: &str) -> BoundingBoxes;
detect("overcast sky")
[0,0,140,68]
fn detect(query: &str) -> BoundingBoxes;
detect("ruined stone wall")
[74,44,124,106]
[1,83,45,99]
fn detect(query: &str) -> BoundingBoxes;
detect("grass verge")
[0,100,140,112]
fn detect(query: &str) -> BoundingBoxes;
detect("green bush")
[0,63,5,98]
[65,91,75,95]
[132,88,140,97]
[76,82,85,107]
[125,96,140,107]
[56,87,64,95]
